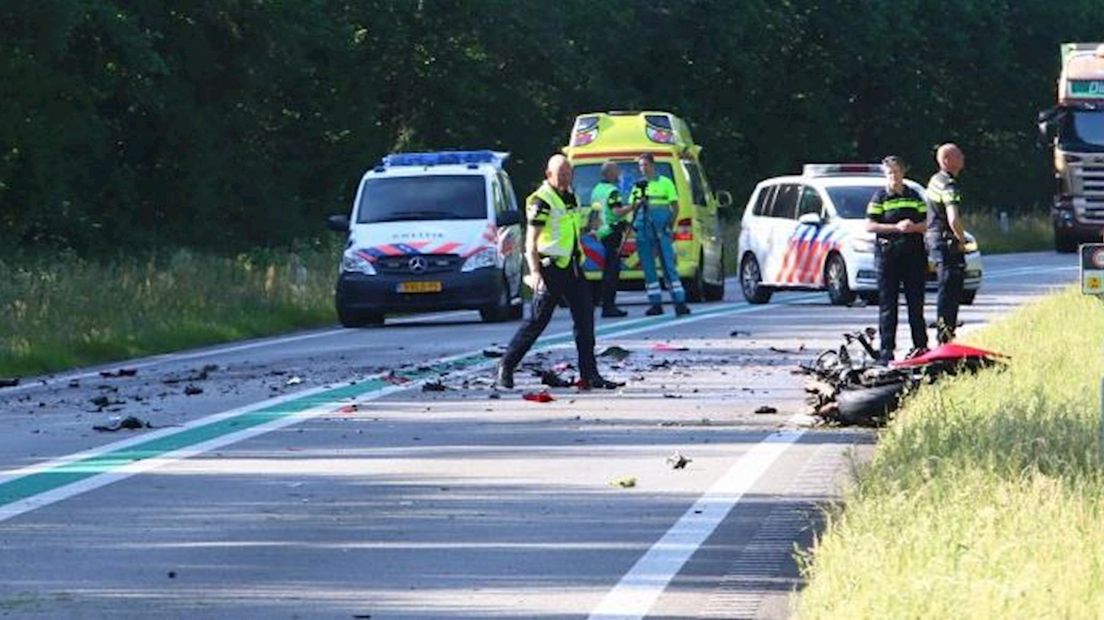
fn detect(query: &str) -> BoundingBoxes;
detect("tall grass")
[0,243,341,377]
[967,209,1054,254]
[796,288,1104,619]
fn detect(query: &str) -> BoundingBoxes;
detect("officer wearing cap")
[630,152,690,316]
[495,154,622,390]
[590,161,634,317]
[926,143,968,343]
[866,156,929,364]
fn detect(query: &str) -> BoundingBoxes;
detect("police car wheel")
[825,254,856,306]
[740,254,772,304]
[959,289,977,305]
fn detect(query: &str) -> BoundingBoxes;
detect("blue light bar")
[382,150,509,168]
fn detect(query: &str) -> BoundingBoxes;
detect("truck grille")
[1068,154,1104,224]
[375,254,462,275]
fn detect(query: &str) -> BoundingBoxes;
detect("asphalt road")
[0,251,1077,619]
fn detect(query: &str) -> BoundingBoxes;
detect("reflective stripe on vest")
[529,182,582,269]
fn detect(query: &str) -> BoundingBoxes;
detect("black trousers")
[599,222,626,309]
[877,244,928,360]
[933,238,966,340]
[501,262,597,380]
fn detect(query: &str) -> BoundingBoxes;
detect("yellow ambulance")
[563,111,732,301]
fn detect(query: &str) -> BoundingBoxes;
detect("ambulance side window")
[769,184,800,220]
[683,161,707,206]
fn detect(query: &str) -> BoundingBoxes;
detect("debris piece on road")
[666,452,692,469]
[522,390,554,403]
[609,475,637,488]
[648,359,673,370]
[539,370,574,388]
[68,379,80,388]
[422,380,447,392]
[0,378,20,388]
[336,404,358,414]
[652,342,689,352]
[663,393,683,399]
[382,371,410,385]
[285,376,303,386]
[488,392,501,400]
[90,395,125,409]
[598,345,632,361]
[482,347,504,358]
[755,405,778,414]
[769,346,794,354]
[99,368,138,378]
[552,362,574,373]
[167,571,177,579]
[93,415,152,432]
[183,385,204,396]
[729,330,751,337]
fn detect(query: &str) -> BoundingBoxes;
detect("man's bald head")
[936,143,965,175]
[600,161,621,182]
[546,154,573,191]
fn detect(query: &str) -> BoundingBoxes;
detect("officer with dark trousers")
[495,154,622,390]
[866,156,929,364]
[926,143,968,343]
[590,161,634,317]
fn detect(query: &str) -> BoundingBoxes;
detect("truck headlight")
[851,237,875,254]
[341,249,377,275]
[461,246,497,272]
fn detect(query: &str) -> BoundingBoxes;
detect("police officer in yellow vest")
[631,153,690,316]
[496,154,623,390]
[590,161,634,317]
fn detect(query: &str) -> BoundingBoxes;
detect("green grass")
[0,243,341,378]
[967,209,1054,255]
[796,288,1104,619]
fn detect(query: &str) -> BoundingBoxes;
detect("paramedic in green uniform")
[630,152,690,316]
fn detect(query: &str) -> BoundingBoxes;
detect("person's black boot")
[577,376,625,390]
[601,306,628,318]
[495,362,514,389]
[645,304,664,316]
[674,303,691,316]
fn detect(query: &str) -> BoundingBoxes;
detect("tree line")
[2,0,1100,255]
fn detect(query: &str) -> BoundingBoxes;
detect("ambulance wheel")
[703,249,726,302]
[682,255,705,303]
[959,289,977,305]
[740,253,772,304]
[825,254,856,306]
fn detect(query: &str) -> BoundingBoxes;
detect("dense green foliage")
[2,0,1100,255]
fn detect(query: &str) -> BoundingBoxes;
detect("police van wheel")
[337,305,383,328]
[959,289,977,305]
[825,254,856,306]
[480,277,517,323]
[740,254,772,304]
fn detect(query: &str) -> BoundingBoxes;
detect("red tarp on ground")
[891,343,1006,368]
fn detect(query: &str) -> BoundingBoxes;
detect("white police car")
[326,151,524,326]
[736,164,983,305]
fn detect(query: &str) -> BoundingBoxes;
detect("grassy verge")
[0,243,341,378]
[796,287,1104,618]
[967,209,1053,254]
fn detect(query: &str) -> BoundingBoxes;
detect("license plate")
[397,281,442,293]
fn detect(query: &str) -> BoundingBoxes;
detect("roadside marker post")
[1078,244,1104,463]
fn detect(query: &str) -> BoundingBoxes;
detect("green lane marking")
[0,296,814,510]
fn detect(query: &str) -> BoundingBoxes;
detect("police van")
[326,151,524,327]
[736,164,983,305]
[563,111,733,302]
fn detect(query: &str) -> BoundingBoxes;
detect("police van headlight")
[851,237,876,254]
[341,249,377,275]
[461,246,497,272]
[962,233,979,254]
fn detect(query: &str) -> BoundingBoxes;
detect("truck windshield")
[572,161,676,206]
[1072,111,1104,146]
[356,175,486,223]
[825,186,882,219]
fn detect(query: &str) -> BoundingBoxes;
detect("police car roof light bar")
[803,163,885,177]
[383,150,510,169]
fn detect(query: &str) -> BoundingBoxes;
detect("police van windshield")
[825,186,882,219]
[356,175,487,223]
[572,161,676,205]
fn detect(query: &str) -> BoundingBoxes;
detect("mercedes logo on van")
[408,256,428,273]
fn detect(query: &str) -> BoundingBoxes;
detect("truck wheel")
[1055,231,1078,254]
[703,248,726,302]
[740,253,772,304]
[825,254,856,306]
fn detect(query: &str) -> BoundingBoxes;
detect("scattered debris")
[68,379,80,388]
[93,415,152,432]
[336,404,358,414]
[662,393,683,399]
[598,345,632,361]
[422,380,447,392]
[522,390,555,403]
[652,343,689,352]
[488,392,501,400]
[648,359,673,370]
[183,385,204,396]
[729,330,751,337]
[552,362,574,373]
[0,378,20,388]
[90,395,125,409]
[99,368,138,378]
[609,475,637,488]
[285,376,303,386]
[769,346,794,354]
[754,405,778,414]
[482,347,505,358]
[167,571,177,579]
[382,371,409,385]
[539,369,574,388]
[666,452,692,469]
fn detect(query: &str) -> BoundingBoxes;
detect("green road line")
[0,296,811,511]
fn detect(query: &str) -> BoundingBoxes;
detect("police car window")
[573,161,676,205]
[356,176,487,223]
[769,184,799,219]
[797,186,823,217]
[499,172,519,210]
[683,162,707,205]
[751,185,776,216]
[492,180,506,215]
[824,186,883,219]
